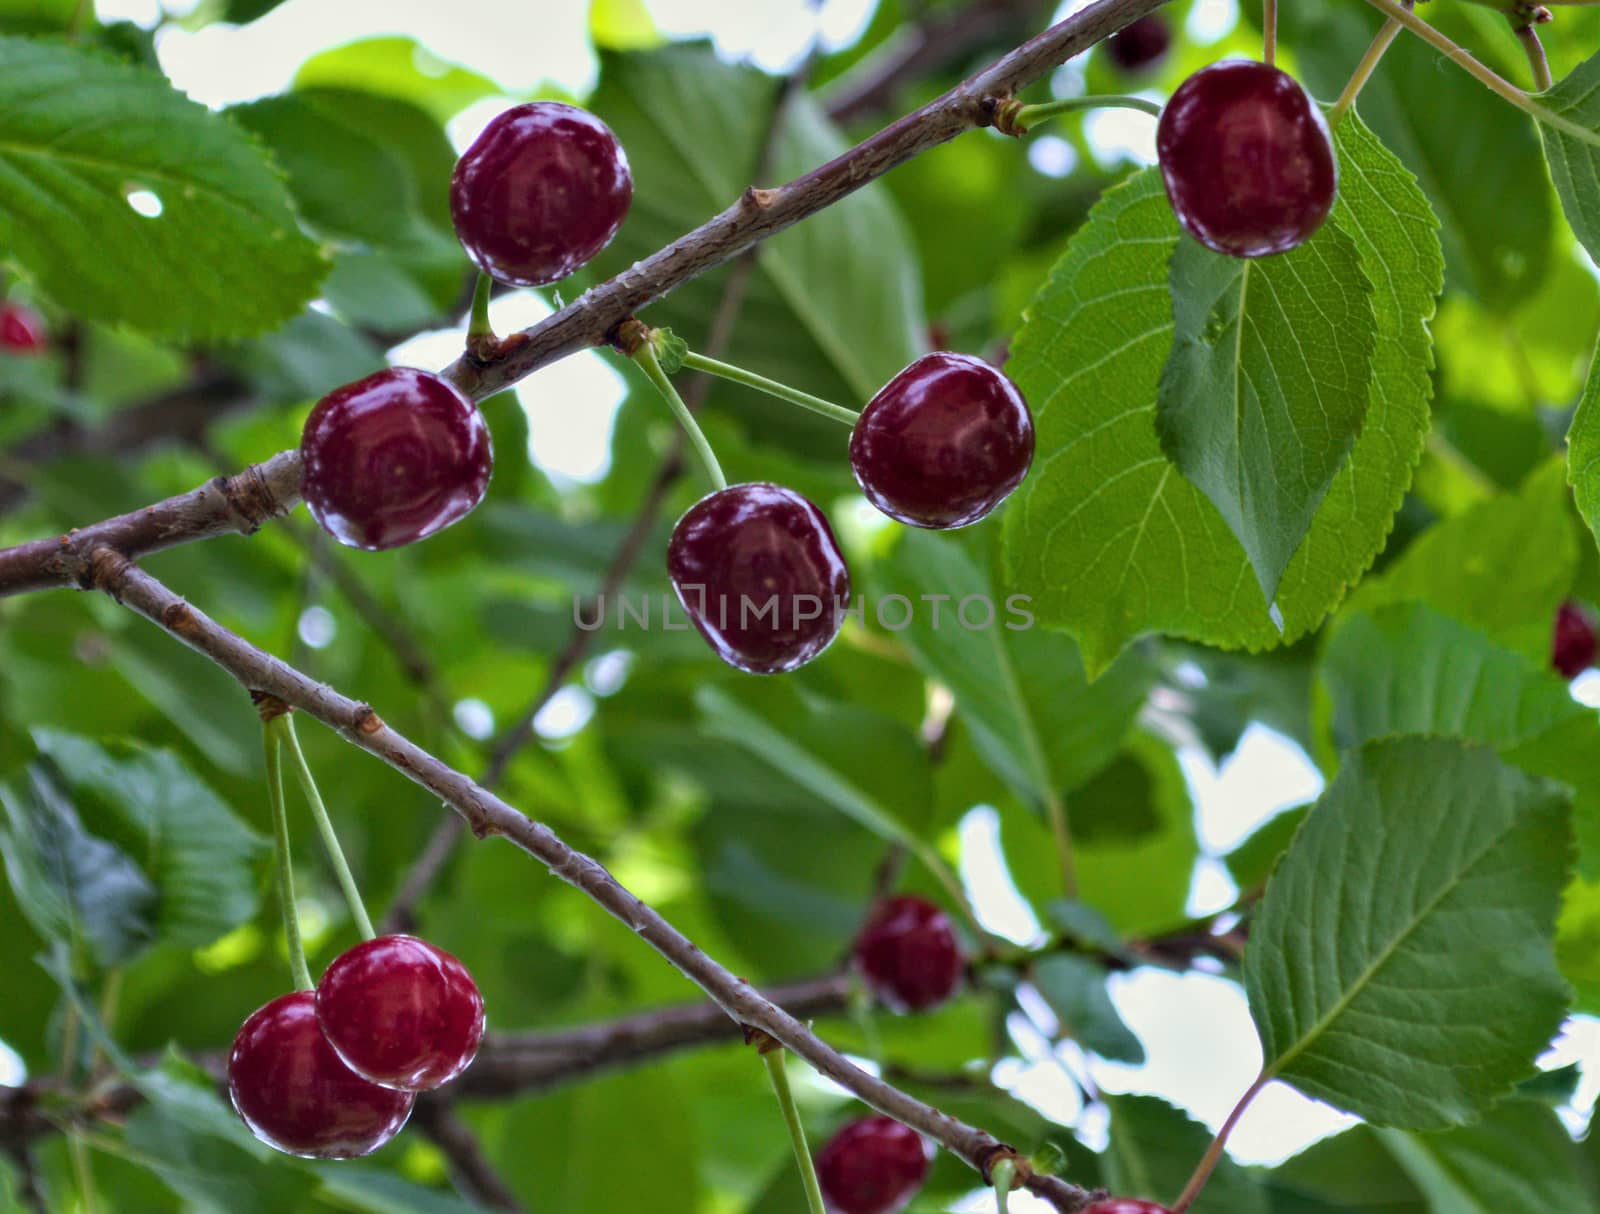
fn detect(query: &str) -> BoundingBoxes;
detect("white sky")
[18,0,1591,1191]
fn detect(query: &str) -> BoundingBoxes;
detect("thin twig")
[1169,1073,1268,1213]
[410,1097,522,1211]
[1515,19,1554,91]
[81,550,1100,1212]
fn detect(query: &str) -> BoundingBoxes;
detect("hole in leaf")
[124,187,164,218]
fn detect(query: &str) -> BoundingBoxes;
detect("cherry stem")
[991,1156,1018,1214]
[466,272,498,360]
[633,340,728,491]
[1263,0,1278,64]
[679,349,861,427]
[1006,93,1162,134]
[1169,1072,1268,1214]
[1358,0,1600,146]
[264,723,314,991]
[761,1047,828,1214]
[275,714,377,942]
[1328,14,1404,128]
[1515,21,1554,91]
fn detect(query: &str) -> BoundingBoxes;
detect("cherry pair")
[228,934,484,1158]
[668,353,1035,675]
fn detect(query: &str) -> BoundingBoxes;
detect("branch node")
[84,546,129,595]
[977,1143,1028,1187]
[353,706,385,736]
[251,691,293,722]
[159,600,201,639]
[742,1026,783,1054]
[741,185,780,210]
[221,462,293,534]
[607,318,650,356]
[989,97,1026,136]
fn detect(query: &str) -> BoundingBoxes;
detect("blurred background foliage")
[0,1,1598,1211]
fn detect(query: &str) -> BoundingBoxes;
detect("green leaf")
[31,731,266,951]
[587,44,922,455]
[294,38,498,125]
[1320,600,1600,879]
[1003,113,1441,673]
[1104,1094,1267,1214]
[1156,226,1376,601]
[1376,1098,1589,1214]
[1043,899,1125,956]
[1030,954,1144,1062]
[1223,806,1309,892]
[1345,459,1577,664]
[1534,48,1600,271]
[1244,737,1572,1128]
[0,37,326,339]
[877,528,1155,813]
[0,763,156,967]
[1268,1126,1427,1214]
[1567,335,1600,550]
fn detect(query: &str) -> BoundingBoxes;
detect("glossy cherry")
[1081,1201,1172,1214]
[316,934,486,1091]
[667,483,850,675]
[451,101,633,287]
[1105,15,1171,72]
[1552,600,1597,679]
[0,303,46,354]
[1157,61,1337,258]
[815,1115,931,1214]
[853,895,964,1013]
[849,352,1035,529]
[300,367,492,552]
[227,991,413,1159]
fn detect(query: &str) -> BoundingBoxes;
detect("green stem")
[1329,15,1403,127]
[69,1133,99,1214]
[680,350,860,427]
[633,340,727,491]
[467,272,495,345]
[1043,789,1078,900]
[265,724,315,991]
[1263,0,1278,64]
[991,1157,1018,1214]
[1170,1073,1268,1214]
[1360,0,1600,146]
[275,715,376,942]
[762,1048,827,1214]
[1009,94,1163,132]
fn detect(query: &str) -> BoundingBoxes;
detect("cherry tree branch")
[409,1099,523,1211]
[78,549,1102,1211]
[0,0,1168,600]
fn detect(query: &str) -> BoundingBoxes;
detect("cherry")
[1156,61,1337,258]
[853,895,964,1013]
[300,366,492,551]
[666,482,850,675]
[849,352,1035,530]
[316,934,486,1091]
[1105,15,1171,73]
[0,303,46,355]
[450,101,633,287]
[815,1115,931,1214]
[227,991,413,1159]
[1552,600,1597,679]
[1081,1202,1171,1214]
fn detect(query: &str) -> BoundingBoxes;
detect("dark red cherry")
[815,1115,931,1214]
[667,483,850,675]
[1105,15,1171,73]
[0,304,46,354]
[1552,600,1597,679]
[227,991,413,1159]
[450,101,633,287]
[316,934,485,1091]
[1157,61,1337,258]
[849,352,1034,530]
[1082,1201,1171,1214]
[300,367,492,551]
[853,895,964,1013]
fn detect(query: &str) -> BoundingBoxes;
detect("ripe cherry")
[849,352,1034,530]
[1105,15,1171,73]
[853,895,964,1013]
[300,367,492,552]
[667,483,850,675]
[1552,600,1597,679]
[1157,61,1337,258]
[1082,1201,1171,1214]
[815,1115,931,1214]
[0,303,46,354]
[227,991,413,1159]
[451,101,633,287]
[316,935,486,1091]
